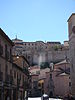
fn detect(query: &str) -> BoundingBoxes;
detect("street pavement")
[28,97,63,100]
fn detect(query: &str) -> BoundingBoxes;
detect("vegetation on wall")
[53,45,63,51]
[40,62,49,69]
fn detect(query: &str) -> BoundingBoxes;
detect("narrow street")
[0,0,75,99]
[28,97,63,100]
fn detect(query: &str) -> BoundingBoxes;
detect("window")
[0,64,1,72]
[42,83,44,88]
[10,48,12,55]
[35,47,37,49]
[0,40,1,44]
[38,83,41,87]
[23,75,24,83]
[14,70,16,78]
[5,64,8,74]
[36,71,40,74]
[10,48,12,61]
[23,50,25,51]
[17,72,18,79]
[5,44,7,52]
[10,69,12,75]
[0,41,3,55]
[69,22,72,36]
[46,46,47,49]
[69,82,71,87]
[33,81,37,89]
[69,77,70,79]
[50,74,52,79]
[20,73,21,80]
[5,44,7,58]
[28,56,30,59]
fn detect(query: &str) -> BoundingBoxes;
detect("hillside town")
[0,13,75,100]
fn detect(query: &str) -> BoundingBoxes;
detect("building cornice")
[0,28,14,46]
[67,13,75,22]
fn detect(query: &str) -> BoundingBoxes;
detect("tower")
[68,13,75,96]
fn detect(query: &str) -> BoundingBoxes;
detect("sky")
[0,0,75,44]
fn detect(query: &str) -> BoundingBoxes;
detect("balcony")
[22,80,29,90]
[17,78,21,90]
[5,74,13,84]
[17,78,21,85]
[0,44,3,56]
[0,72,3,81]
[23,67,29,76]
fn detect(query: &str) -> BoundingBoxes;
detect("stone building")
[28,59,71,98]
[52,59,70,97]
[68,13,75,96]
[29,66,51,97]
[12,37,70,98]
[38,68,51,96]
[0,28,14,99]
[30,74,39,97]
[12,55,30,99]
[0,28,29,100]
[12,38,69,66]
[28,66,40,97]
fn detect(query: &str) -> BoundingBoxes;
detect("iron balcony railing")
[22,80,29,90]
[5,74,13,84]
[23,67,29,76]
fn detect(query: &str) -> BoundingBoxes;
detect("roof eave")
[67,13,75,22]
[0,28,14,46]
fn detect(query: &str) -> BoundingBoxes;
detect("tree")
[40,62,49,69]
